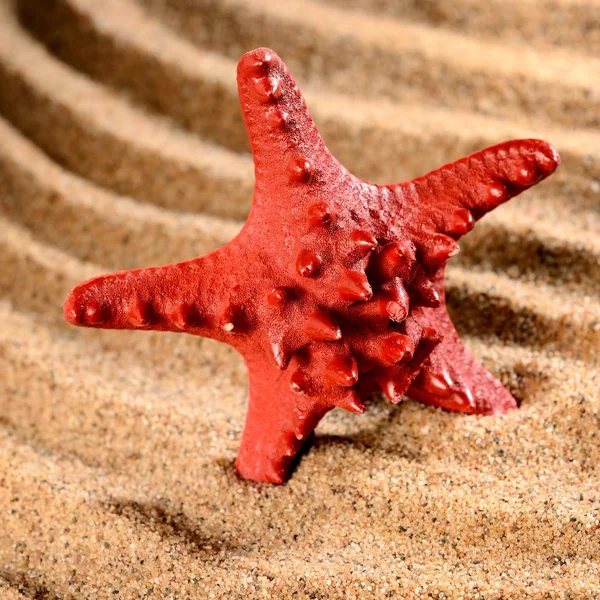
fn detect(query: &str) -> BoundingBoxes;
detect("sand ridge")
[0,0,599,597]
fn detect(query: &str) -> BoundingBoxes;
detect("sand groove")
[446,267,600,360]
[459,211,600,296]
[1,0,599,596]
[0,117,238,268]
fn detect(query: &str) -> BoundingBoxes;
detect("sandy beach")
[1,0,599,597]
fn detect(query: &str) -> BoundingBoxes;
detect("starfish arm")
[235,357,336,484]
[408,308,517,416]
[59,44,564,484]
[237,48,344,204]
[388,139,560,267]
[63,246,241,339]
[407,269,517,415]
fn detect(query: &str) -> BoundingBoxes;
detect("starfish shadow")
[100,496,245,556]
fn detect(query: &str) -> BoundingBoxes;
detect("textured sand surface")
[1,0,599,598]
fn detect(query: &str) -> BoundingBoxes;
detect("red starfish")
[63,48,560,484]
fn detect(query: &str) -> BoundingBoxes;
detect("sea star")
[63,47,560,483]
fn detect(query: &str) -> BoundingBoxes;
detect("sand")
[0,0,599,597]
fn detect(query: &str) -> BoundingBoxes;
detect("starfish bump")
[63,47,560,484]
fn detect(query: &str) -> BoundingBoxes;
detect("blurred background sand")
[0,0,599,598]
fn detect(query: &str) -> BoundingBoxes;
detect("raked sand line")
[493,188,600,235]
[459,209,600,297]
[0,1,254,220]
[446,267,600,361]
[12,0,600,189]
[135,0,600,129]
[0,117,239,269]
[19,0,248,154]
[1,18,589,296]
[323,0,600,52]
